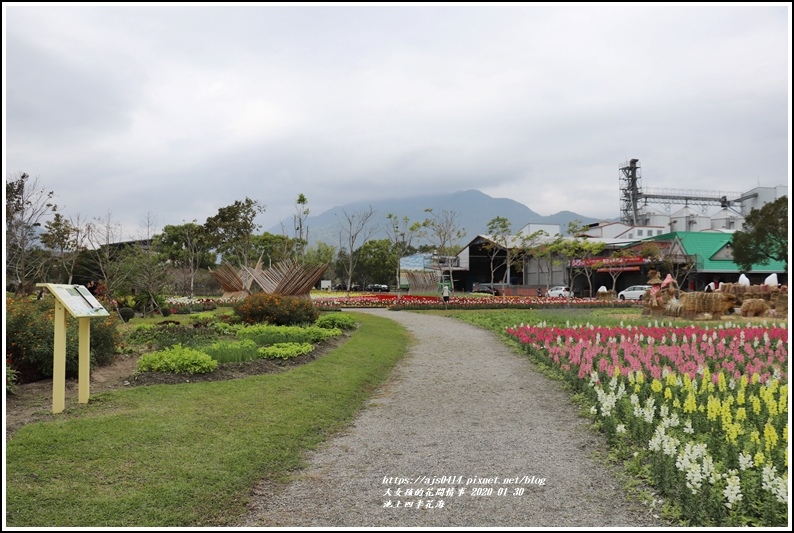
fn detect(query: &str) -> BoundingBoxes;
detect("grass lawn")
[5,311,408,527]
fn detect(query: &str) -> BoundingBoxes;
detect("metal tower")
[619,159,642,225]
[619,159,743,225]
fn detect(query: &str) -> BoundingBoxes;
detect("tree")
[292,193,310,259]
[731,196,788,272]
[550,220,605,296]
[304,241,336,269]
[152,221,215,298]
[355,239,394,287]
[524,231,553,290]
[123,213,169,316]
[85,210,129,296]
[484,217,512,288]
[250,232,294,269]
[204,197,265,270]
[40,213,90,284]
[594,249,635,291]
[386,213,424,296]
[336,207,377,294]
[567,239,607,297]
[5,172,57,294]
[423,208,466,292]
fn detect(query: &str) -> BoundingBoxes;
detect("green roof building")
[648,231,786,290]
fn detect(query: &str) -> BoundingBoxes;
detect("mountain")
[268,189,608,248]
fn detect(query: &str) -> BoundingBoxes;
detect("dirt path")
[237,309,668,527]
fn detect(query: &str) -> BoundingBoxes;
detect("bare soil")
[5,333,350,441]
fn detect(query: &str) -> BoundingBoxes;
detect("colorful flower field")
[311,293,636,310]
[505,319,788,526]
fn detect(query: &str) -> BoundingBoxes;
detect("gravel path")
[238,309,669,527]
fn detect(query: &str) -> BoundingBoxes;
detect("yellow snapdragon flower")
[683,391,697,414]
[764,422,778,453]
[651,379,663,394]
[754,451,765,467]
[717,372,727,392]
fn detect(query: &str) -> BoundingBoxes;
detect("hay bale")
[596,290,616,301]
[774,290,788,314]
[665,298,683,317]
[740,298,770,318]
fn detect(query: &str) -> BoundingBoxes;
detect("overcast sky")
[4,3,791,242]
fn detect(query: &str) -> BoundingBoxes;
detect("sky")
[3,3,791,242]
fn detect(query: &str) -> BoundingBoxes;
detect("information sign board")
[41,283,110,317]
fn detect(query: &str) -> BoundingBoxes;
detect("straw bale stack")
[680,292,736,319]
[774,286,788,314]
[740,298,770,318]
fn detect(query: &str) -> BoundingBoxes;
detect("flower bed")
[505,319,788,526]
[312,293,638,310]
[164,296,231,314]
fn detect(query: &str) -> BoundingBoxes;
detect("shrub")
[136,344,218,374]
[234,293,319,326]
[257,342,314,360]
[5,295,121,383]
[160,307,172,317]
[237,324,340,346]
[118,308,135,322]
[315,312,357,330]
[115,294,138,311]
[6,357,19,395]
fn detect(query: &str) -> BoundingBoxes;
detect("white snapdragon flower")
[738,452,753,471]
[723,471,742,509]
[686,464,703,494]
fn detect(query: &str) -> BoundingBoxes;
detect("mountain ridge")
[268,189,614,248]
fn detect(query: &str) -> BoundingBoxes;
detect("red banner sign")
[570,256,652,268]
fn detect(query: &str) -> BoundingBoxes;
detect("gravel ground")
[237,309,670,528]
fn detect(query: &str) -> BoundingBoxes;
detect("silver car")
[546,286,572,298]
[618,285,652,300]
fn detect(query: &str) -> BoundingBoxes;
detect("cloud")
[4,4,789,240]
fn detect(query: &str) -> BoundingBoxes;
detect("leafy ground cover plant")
[315,312,357,330]
[258,342,315,360]
[125,323,220,350]
[236,324,341,346]
[136,344,219,374]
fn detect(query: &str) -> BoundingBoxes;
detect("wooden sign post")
[36,283,111,414]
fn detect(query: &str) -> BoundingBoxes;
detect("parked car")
[472,283,499,296]
[618,284,652,301]
[546,286,572,298]
[365,284,390,292]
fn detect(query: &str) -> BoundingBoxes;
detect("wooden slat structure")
[208,263,249,299]
[210,258,329,300]
[405,270,440,293]
[245,259,329,298]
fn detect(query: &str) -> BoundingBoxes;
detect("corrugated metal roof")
[649,231,785,273]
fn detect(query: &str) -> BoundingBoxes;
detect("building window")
[637,229,643,236]
[657,230,662,235]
